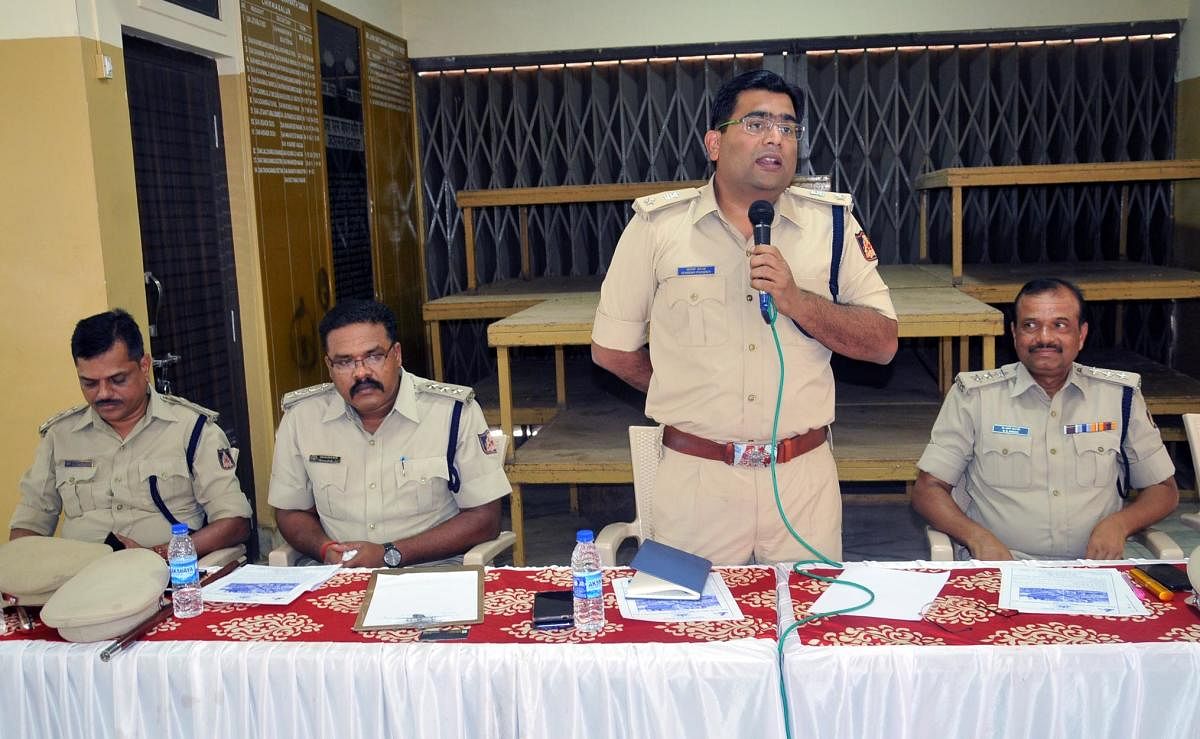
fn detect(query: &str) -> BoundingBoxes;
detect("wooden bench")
[914,160,1200,285]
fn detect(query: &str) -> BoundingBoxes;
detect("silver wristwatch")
[382,542,403,568]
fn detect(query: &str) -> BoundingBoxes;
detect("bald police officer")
[268,300,510,568]
[913,278,1179,560]
[9,309,251,558]
[591,70,898,565]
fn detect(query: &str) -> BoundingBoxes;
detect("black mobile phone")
[1139,564,1193,592]
[532,590,574,630]
[417,627,470,641]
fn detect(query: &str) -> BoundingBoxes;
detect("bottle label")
[573,570,602,599]
[170,556,199,587]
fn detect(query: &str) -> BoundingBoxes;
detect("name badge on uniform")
[991,424,1029,436]
[308,454,341,464]
[63,459,94,468]
[676,265,716,276]
[1063,421,1116,435]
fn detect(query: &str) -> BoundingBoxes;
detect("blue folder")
[627,539,712,600]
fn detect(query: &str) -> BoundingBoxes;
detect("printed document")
[202,564,340,605]
[998,566,1148,617]
[612,572,743,622]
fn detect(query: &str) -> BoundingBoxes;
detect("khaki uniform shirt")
[592,180,896,441]
[10,390,251,546]
[267,372,510,544]
[917,362,1176,559]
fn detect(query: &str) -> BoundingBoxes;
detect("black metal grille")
[417,28,1179,380]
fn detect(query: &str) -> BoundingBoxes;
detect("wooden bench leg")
[510,482,525,566]
[958,336,970,374]
[569,483,579,515]
[939,337,952,394]
[429,321,444,381]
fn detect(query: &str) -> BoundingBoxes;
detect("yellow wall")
[0,35,146,525]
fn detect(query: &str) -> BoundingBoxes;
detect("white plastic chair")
[596,425,663,566]
[268,533,516,567]
[199,545,246,570]
[1181,413,1200,533]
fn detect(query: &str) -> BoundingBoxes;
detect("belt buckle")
[732,443,774,468]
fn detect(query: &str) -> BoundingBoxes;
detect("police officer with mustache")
[268,300,511,568]
[912,278,1178,560]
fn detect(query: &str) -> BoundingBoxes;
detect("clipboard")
[352,565,485,631]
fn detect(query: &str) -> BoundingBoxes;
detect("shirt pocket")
[394,456,449,514]
[55,463,98,517]
[662,274,727,346]
[976,431,1033,489]
[1071,431,1121,489]
[307,462,355,522]
[139,458,192,511]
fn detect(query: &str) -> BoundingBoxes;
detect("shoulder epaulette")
[955,366,1016,393]
[787,186,854,208]
[280,383,336,412]
[1077,365,1141,389]
[632,188,700,216]
[160,394,220,423]
[38,404,88,436]
[416,379,475,403]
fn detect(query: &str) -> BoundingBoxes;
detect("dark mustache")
[350,378,384,396]
[1030,343,1062,353]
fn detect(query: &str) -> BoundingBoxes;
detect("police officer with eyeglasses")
[592,70,898,565]
[268,300,511,568]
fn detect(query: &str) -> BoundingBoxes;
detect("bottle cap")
[575,529,594,543]
[171,523,189,536]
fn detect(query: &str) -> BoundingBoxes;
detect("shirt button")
[748,344,756,351]
[368,523,376,530]
[69,477,76,483]
[369,440,376,446]
[1050,411,1057,417]
[1052,490,1061,497]
[1050,448,1057,455]
[369,483,376,489]
[115,504,123,510]
[745,294,753,302]
[747,394,757,402]
[1001,449,1008,455]
[690,292,699,301]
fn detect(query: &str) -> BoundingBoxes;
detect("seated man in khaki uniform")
[913,278,1178,560]
[268,300,510,568]
[9,310,252,558]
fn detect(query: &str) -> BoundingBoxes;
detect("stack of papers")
[999,566,1148,617]
[202,565,340,606]
[613,573,743,622]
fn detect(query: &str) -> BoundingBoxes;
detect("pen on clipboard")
[1128,567,1173,602]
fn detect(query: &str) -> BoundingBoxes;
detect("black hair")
[71,309,145,361]
[1013,278,1089,325]
[318,299,398,352]
[710,69,802,131]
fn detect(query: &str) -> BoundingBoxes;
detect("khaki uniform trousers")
[651,443,842,565]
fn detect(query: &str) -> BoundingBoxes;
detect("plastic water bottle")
[167,523,203,618]
[571,529,605,633]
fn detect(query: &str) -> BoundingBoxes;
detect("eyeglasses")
[716,114,803,141]
[326,345,394,375]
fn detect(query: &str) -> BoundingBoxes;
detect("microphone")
[748,200,775,323]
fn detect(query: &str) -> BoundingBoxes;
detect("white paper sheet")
[808,566,951,621]
[201,564,340,605]
[998,566,1148,616]
[612,573,744,622]
[360,569,480,628]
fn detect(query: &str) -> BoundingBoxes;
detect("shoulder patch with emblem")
[280,383,336,412]
[160,393,219,422]
[632,187,700,217]
[38,404,88,436]
[217,448,237,470]
[955,366,1017,393]
[478,431,498,455]
[416,379,476,403]
[1077,365,1141,389]
[787,186,854,208]
[854,230,877,261]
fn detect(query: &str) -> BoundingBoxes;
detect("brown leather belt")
[661,425,828,468]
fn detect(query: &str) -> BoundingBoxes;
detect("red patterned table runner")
[787,565,1200,646]
[2,566,776,646]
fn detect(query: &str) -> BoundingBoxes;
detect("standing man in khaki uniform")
[9,310,252,558]
[269,300,510,568]
[913,278,1178,560]
[591,70,898,565]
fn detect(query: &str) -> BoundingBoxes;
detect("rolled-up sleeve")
[10,435,62,535]
[592,216,656,351]
[916,386,977,487]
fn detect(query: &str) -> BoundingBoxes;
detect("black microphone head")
[748,200,774,227]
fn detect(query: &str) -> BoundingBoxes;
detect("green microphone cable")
[760,300,876,739]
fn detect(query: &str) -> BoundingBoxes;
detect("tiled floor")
[509,483,1200,566]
